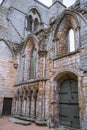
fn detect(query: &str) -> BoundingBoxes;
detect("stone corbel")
[13,53,19,69]
[38,50,47,57]
[32,88,38,98]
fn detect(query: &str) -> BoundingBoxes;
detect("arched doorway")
[59,79,80,129]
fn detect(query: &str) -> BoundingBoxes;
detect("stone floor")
[0,116,54,130]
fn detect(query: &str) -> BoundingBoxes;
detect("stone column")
[11,97,16,115]
[36,50,47,124]
[26,97,29,116]
[28,97,31,116]
[33,88,38,118]
[15,98,19,114]
[80,75,87,130]
[19,97,23,115]
[33,98,36,117]
[50,80,59,127]
[36,81,47,125]
[27,88,32,117]
[22,98,27,116]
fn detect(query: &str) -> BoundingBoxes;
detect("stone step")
[9,117,31,125]
[13,115,35,122]
[55,126,80,130]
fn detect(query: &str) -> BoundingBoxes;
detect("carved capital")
[32,88,38,98]
[38,51,47,57]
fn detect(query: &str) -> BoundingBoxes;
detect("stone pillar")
[15,99,19,113]
[37,81,44,118]
[38,50,47,78]
[27,88,32,117]
[22,99,27,116]
[33,88,38,118]
[35,50,47,124]
[50,80,59,127]
[19,97,23,115]
[11,98,16,115]
[38,51,47,118]
[28,97,31,116]
[26,97,29,116]
[80,75,87,130]
[36,81,46,124]
[33,98,36,117]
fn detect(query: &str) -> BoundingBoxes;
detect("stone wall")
[0,40,17,116]
[1,0,87,129]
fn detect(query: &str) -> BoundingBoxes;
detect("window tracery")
[26,9,41,32]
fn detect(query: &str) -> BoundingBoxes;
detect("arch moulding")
[53,68,83,81]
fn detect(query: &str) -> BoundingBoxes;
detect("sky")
[0,0,2,4]
[0,0,76,7]
[39,0,76,7]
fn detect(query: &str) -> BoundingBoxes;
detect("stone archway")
[53,71,80,129]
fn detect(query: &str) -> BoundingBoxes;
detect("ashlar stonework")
[0,0,87,130]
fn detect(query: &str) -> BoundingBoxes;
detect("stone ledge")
[53,50,80,61]
[15,78,49,87]
[12,115,47,125]
[13,114,36,122]
[9,117,31,125]
[35,118,47,125]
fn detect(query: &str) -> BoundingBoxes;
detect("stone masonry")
[0,0,87,130]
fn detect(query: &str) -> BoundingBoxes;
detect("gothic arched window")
[26,9,41,32]
[68,29,75,52]
[28,15,33,32]
[34,18,39,31]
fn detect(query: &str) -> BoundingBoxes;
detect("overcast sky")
[0,0,76,7]
[39,0,76,7]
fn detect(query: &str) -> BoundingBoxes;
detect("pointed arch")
[28,6,42,22]
[22,34,39,53]
[53,10,80,40]
[52,10,81,56]
[26,7,42,32]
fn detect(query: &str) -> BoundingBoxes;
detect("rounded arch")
[0,39,14,57]
[53,68,83,82]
